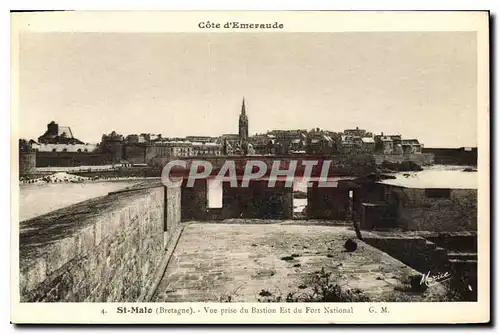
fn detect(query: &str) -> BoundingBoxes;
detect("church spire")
[241,97,246,116]
[239,97,248,141]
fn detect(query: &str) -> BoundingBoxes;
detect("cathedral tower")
[238,98,249,141]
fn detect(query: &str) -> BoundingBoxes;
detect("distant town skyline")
[18,32,477,148]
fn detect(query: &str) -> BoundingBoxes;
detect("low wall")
[389,187,477,232]
[180,180,294,221]
[19,186,181,302]
[307,186,349,220]
[222,181,293,219]
[362,231,478,301]
[181,180,208,221]
[374,153,434,166]
[363,234,450,274]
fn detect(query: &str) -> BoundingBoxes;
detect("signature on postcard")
[420,271,452,287]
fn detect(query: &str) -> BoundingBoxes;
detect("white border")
[4,3,495,330]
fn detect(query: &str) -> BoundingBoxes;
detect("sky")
[18,32,477,147]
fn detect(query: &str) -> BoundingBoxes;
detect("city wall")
[32,151,438,171]
[19,186,181,302]
[153,154,377,177]
[373,153,434,166]
[36,151,111,168]
[423,148,477,166]
[72,167,161,179]
[19,152,36,175]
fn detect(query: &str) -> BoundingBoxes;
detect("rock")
[409,274,427,293]
[255,269,276,278]
[344,239,358,252]
[380,160,423,172]
[258,290,272,297]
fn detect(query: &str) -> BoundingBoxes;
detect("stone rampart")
[19,185,181,302]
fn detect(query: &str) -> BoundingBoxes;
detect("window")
[425,188,451,199]
[207,179,223,208]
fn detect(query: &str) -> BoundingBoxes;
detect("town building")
[220,134,240,155]
[37,121,84,145]
[192,142,222,156]
[155,140,194,157]
[338,133,375,155]
[99,131,125,163]
[126,134,140,144]
[338,135,355,155]
[29,120,101,160]
[249,134,275,155]
[374,133,395,154]
[401,139,422,154]
[35,143,97,153]
[361,137,376,153]
[343,127,370,138]
[306,130,334,155]
[268,129,307,155]
[186,136,218,144]
[141,133,162,142]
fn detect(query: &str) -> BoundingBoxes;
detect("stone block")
[76,224,96,256]
[20,259,47,295]
[44,237,77,275]
[20,186,179,302]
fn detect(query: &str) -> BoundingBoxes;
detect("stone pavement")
[152,221,447,302]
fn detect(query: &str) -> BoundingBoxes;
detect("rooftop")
[361,137,375,143]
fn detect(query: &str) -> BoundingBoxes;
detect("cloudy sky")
[18,32,477,147]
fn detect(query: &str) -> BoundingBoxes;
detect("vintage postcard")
[10,11,490,324]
